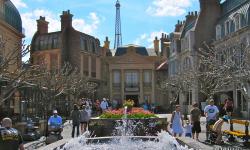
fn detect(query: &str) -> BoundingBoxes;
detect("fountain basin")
[61,131,188,150]
[89,115,168,137]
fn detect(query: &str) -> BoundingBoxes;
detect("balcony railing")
[125,83,139,92]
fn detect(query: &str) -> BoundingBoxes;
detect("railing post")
[243,121,250,147]
[228,119,235,142]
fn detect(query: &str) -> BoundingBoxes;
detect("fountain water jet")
[61,107,189,150]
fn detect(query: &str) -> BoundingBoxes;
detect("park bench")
[223,119,250,147]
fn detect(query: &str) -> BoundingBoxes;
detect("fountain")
[59,107,189,150]
[62,131,189,150]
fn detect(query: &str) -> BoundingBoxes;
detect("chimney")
[185,11,198,26]
[199,0,220,10]
[60,10,73,30]
[37,16,49,34]
[175,20,182,32]
[104,36,110,49]
[162,42,170,58]
[154,37,159,55]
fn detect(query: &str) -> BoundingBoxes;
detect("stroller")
[208,129,218,144]
[206,121,218,144]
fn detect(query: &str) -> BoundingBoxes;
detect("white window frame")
[143,70,151,84]
[225,20,231,35]
[234,14,241,31]
[216,25,222,40]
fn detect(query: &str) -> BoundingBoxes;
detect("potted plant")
[123,99,134,112]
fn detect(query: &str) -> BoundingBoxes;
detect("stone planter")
[89,115,168,137]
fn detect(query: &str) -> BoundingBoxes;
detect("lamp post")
[20,100,27,121]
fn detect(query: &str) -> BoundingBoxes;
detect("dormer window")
[52,38,58,49]
[225,21,230,35]
[92,42,96,53]
[216,25,222,40]
[248,8,250,25]
[234,14,241,31]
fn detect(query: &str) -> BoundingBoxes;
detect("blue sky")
[13,0,199,49]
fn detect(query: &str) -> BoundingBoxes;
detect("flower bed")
[99,107,157,119]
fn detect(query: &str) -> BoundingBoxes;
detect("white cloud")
[11,0,27,8]
[73,12,100,34]
[21,9,60,39]
[146,0,192,17]
[134,30,168,48]
[21,9,100,39]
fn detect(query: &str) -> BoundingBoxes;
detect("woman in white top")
[170,105,184,137]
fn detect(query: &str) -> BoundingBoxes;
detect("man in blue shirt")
[48,110,63,132]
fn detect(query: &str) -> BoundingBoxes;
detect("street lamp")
[21,100,27,121]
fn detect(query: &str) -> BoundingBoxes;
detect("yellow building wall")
[0,20,23,72]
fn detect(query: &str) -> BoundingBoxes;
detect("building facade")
[0,0,24,71]
[103,44,168,109]
[30,10,105,115]
[0,0,24,120]
[168,0,221,111]
[167,0,250,118]
[213,0,250,118]
[31,10,102,80]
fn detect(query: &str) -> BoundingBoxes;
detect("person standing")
[184,120,192,138]
[190,103,201,140]
[80,105,90,134]
[204,99,219,141]
[0,118,24,150]
[100,98,109,113]
[71,104,81,138]
[170,105,184,137]
[224,99,233,117]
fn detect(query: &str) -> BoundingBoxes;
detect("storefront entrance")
[126,95,139,107]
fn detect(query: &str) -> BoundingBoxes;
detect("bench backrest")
[230,119,249,126]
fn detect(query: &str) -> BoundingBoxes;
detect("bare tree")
[196,42,250,101]
[0,38,32,105]
[159,71,194,104]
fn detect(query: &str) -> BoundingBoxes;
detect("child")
[184,120,192,138]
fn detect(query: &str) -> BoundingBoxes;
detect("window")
[125,71,138,87]
[83,55,88,76]
[80,37,84,50]
[52,38,58,49]
[91,57,96,77]
[225,21,230,35]
[92,42,96,53]
[39,40,45,50]
[143,70,151,85]
[216,25,222,40]
[235,14,241,31]
[230,20,235,33]
[81,38,88,51]
[113,70,120,86]
[248,8,250,25]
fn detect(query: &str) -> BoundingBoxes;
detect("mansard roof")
[180,20,196,38]
[114,44,157,56]
[32,31,62,51]
[221,0,249,16]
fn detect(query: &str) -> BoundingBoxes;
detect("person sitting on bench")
[212,115,229,144]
